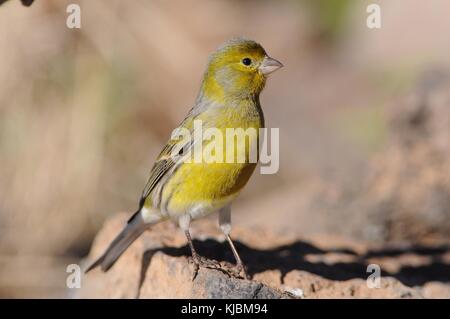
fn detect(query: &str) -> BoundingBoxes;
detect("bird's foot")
[224,262,250,280]
[216,261,250,280]
[188,254,221,281]
[235,262,250,280]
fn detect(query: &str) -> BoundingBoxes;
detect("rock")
[357,70,450,243]
[282,271,422,298]
[139,253,284,299]
[420,282,450,299]
[78,213,443,298]
[79,213,287,299]
[284,70,450,244]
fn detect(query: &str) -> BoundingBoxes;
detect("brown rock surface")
[79,213,449,298]
[360,70,450,243]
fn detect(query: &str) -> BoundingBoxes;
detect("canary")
[86,38,283,279]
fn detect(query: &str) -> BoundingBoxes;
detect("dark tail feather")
[85,212,147,273]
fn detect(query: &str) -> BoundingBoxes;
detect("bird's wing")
[138,109,197,208]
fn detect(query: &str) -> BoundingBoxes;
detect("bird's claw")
[189,255,221,281]
[225,262,250,280]
[188,255,250,281]
[235,262,250,280]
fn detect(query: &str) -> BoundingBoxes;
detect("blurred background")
[0,0,449,297]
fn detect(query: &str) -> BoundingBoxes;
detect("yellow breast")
[161,102,263,215]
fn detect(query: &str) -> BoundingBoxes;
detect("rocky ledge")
[78,213,449,298]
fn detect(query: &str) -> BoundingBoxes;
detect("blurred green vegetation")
[301,0,354,45]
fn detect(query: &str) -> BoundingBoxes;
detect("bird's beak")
[259,56,283,75]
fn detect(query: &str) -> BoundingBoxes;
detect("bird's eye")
[242,57,252,66]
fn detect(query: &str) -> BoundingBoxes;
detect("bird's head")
[199,38,283,103]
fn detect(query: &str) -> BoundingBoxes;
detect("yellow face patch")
[201,39,268,102]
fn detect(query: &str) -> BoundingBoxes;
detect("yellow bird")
[86,38,283,279]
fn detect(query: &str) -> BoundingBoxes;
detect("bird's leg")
[219,206,250,280]
[225,234,249,279]
[184,227,199,261]
[183,228,200,280]
[179,214,220,280]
